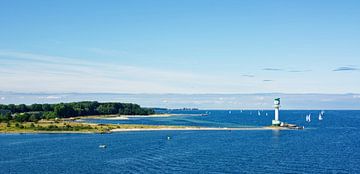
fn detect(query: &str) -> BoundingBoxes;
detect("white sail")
[306,114,311,122]
[319,111,324,120]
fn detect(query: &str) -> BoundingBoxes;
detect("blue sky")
[0,0,359,93]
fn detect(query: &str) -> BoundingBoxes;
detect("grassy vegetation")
[0,101,171,133]
[0,119,185,133]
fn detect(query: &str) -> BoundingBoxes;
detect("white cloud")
[0,50,248,93]
[1,50,359,94]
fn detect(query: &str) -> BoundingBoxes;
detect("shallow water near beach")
[1,110,360,173]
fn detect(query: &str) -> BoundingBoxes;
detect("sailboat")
[229,110,232,114]
[265,113,268,116]
[318,111,324,121]
[306,114,311,122]
[257,111,261,116]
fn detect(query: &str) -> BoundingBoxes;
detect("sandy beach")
[80,113,204,120]
[124,114,204,118]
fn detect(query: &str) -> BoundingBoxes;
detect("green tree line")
[0,101,155,122]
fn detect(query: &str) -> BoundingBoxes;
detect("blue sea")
[1,110,360,174]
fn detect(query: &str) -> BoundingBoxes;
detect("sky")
[1,92,360,109]
[0,0,360,94]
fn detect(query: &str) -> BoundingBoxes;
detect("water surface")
[1,110,359,173]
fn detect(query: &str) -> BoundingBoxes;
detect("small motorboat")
[99,144,107,148]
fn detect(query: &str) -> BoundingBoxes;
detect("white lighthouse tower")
[272,98,281,126]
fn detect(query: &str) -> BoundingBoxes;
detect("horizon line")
[1,91,359,95]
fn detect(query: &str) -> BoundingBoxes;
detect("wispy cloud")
[333,66,359,72]
[1,50,358,94]
[0,50,256,93]
[288,69,312,73]
[262,68,283,71]
[242,74,255,78]
[263,67,311,73]
[0,50,203,93]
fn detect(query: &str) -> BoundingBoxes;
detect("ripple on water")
[1,110,360,173]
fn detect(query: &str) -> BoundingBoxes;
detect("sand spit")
[111,126,293,132]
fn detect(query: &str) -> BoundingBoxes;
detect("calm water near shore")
[1,110,360,173]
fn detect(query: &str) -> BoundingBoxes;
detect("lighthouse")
[272,98,281,126]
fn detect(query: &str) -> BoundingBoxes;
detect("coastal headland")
[0,101,301,134]
[110,126,295,132]
[0,117,296,134]
[0,119,186,134]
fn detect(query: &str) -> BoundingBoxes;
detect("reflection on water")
[271,129,281,139]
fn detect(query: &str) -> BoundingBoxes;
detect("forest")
[0,101,155,122]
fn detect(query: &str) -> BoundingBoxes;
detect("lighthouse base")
[272,120,281,126]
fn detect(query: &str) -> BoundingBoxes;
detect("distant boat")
[319,111,324,121]
[318,114,323,121]
[265,113,268,116]
[257,111,261,116]
[229,111,232,114]
[167,136,171,140]
[306,114,311,122]
[99,144,107,148]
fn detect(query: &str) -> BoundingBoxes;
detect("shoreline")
[75,113,183,120]
[0,131,96,134]
[0,126,295,134]
[110,126,294,132]
[77,113,205,121]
